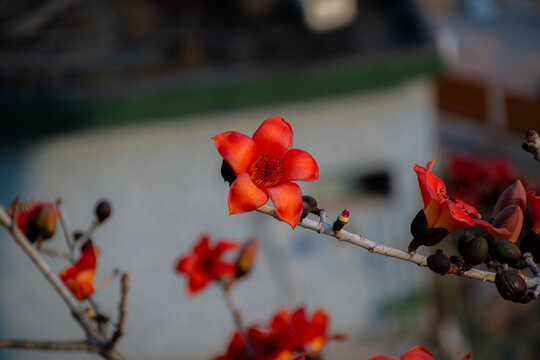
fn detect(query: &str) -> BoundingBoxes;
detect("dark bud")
[458,231,476,255]
[235,237,258,280]
[221,160,237,186]
[520,231,540,263]
[408,210,448,251]
[94,199,112,223]
[301,202,310,220]
[427,251,451,275]
[460,236,488,266]
[492,239,521,266]
[495,270,528,302]
[410,210,428,240]
[302,195,319,214]
[332,209,349,232]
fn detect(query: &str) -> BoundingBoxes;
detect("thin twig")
[524,253,540,298]
[522,129,540,164]
[39,247,71,260]
[0,339,101,353]
[56,198,75,262]
[256,205,540,289]
[108,273,129,348]
[0,205,125,360]
[95,269,121,292]
[220,282,254,357]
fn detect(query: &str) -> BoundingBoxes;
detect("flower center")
[249,154,283,188]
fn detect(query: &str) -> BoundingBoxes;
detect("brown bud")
[492,205,523,243]
[427,251,451,275]
[235,237,258,279]
[492,179,527,218]
[94,199,112,223]
[33,204,59,241]
[302,195,318,214]
[495,270,527,302]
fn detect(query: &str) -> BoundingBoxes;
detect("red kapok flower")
[400,346,434,360]
[269,306,346,356]
[59,241,98,300]
[414,160,510,236]
[175,234,238,295]
[213,116,319,229]
[9,201,58,243]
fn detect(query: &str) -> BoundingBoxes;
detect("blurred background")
[0,0,539,359]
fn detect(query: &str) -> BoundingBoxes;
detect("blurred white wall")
[0,79,439,360]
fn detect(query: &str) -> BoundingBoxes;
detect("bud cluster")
[424,180,540,303]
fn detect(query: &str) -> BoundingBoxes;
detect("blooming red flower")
[213,116,319,229]
[59,242,98,300]
[9,201,58,243]
[214,306,344,360]
[414,161,510,236]
[175,234,238,295]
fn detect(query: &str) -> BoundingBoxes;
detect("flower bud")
[492,205,523,243]
[457,231,476,255]
[94,199,112,223]
[332,209,349,232]
[235,237,258,279]
[33,204,59,241]
[495,270,527,302]
[491,239,521,266]
[460,236,488,266]
[427,250,451,275]
[220,160,237,186]
[492,179,526,218]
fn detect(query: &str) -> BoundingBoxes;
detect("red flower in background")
[449,155,519,209]
[214,306,345,360]
[368,346,470,360]
[414,161,510,236]
[59,241,98,300]
[9,201,58,243]
[213,116,319,229]
[175,235,238,295]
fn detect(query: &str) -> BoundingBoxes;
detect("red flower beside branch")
[59,241,98,300]
[213,116,319,229]
[214,306,346,360]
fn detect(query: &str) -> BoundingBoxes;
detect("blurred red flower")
[213,115,319,229]
[9,201,58,243]
[175,234,238,295]
[414,160,510,236]
[368,346,471,360]
[59,241,98,300]
[214,306,345,360]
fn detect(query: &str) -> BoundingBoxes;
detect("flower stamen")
[249,155,283,188]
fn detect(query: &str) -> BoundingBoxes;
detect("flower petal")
[473,219,512,237]
[264,182,303,229]
[252,116,293,158]
[213,131,258,175]
[188,272,212,295]
[400,346,434,360]
[228,173,269,215]
[280,149,319,183]
[194,235,211,256]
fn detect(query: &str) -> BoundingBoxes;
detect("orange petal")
[414,161,435,208]
[188,272,211,295]
[423,200,441,228]
[473,219,512,237]
[228,173,269,215]
[212,131,258,175]
[264,182,303,229]
[281,149,319,183]
[252,116,293,158]
[491,205,523,242]
[432,202,474,232]
[368,357,398,360]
